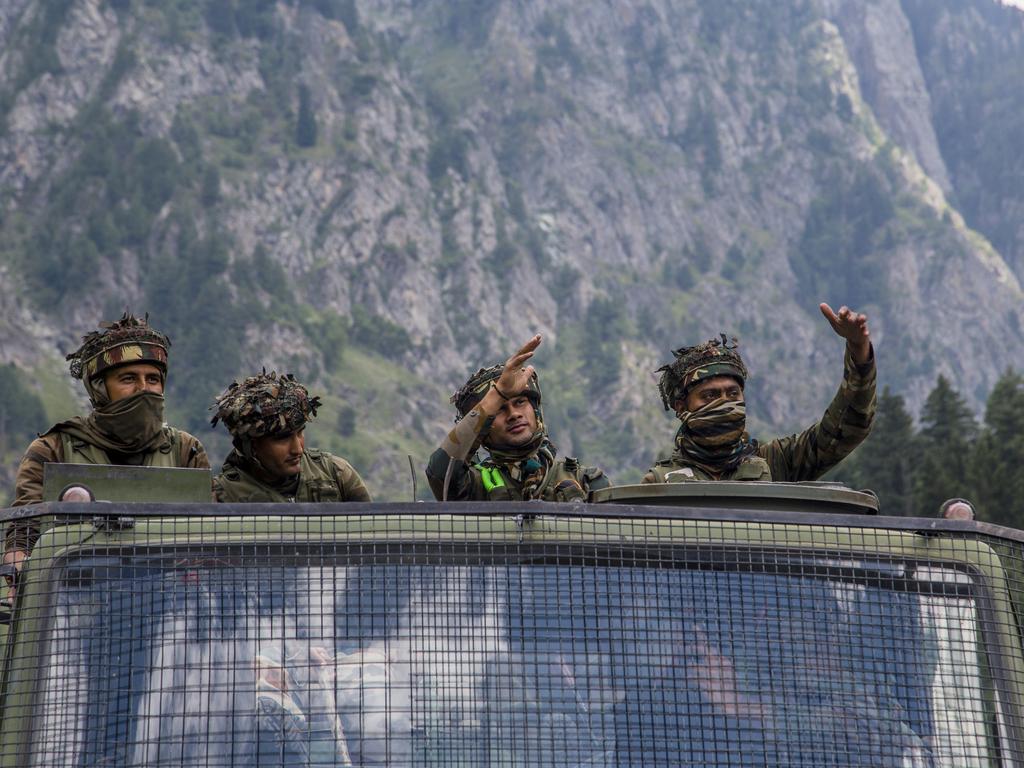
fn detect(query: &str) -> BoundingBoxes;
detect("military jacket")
[6,425,209,551]
[645,454,772,483]
[213,449,371,503]
[643,346,876,484]
[426,448,611,502]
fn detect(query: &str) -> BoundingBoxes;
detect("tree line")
[833,370,1024,526]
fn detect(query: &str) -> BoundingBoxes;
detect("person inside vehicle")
[254,644,353,766]
[645,303,875,482]
[210,371,370,503]
[425,334,610,502]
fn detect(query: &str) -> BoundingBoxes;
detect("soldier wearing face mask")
[4,313,209,570]
[644,303,875,483]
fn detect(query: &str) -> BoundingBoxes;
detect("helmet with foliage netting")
[656,334,747,411]
[211,371,321,439]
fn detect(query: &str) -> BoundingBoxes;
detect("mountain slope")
[0,0,1021,499]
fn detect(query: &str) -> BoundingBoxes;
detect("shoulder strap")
[145,426,179,467]
[295,450,346,502]
[213,467,283,503]
[58,431,109,465]
[729,455,772,481]
[541,458,586,502]
[646,461,677,483]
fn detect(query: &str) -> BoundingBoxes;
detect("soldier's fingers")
[516,334,542,356]
[838,305,851,321]
[819,302,839,324]
[505,336,540,368]
[515,334,543,359]
[507,349,536,368]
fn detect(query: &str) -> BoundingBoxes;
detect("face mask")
[675,398,750,472]
[87,391,166,453]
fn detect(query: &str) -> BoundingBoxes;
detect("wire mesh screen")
[1,506,1023,767]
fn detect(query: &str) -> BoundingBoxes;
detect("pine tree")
[914,375,977,517]
[296,85,318,148]
[846,387,917,516]
[971,369,1024,527]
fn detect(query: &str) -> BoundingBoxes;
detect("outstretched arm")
[760,305,876,482]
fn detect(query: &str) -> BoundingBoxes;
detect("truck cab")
[0,482,1021,766]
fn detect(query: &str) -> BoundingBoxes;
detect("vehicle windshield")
[29,551,995,767]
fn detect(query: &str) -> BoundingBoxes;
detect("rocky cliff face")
[823,0,952,192]
[900,0,1024,281]
[0,0,1022,499]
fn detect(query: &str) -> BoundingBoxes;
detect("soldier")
[210,371,370,503]
[4,312,209,576]
[426,334,610,502]
[645,303,875,483]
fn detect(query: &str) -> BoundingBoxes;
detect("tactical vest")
[648,454,772,483]
[32,428,187,537]
[59,426,184,468]
[215,450,346,503]
[474,457,595,502]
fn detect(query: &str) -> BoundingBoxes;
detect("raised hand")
[819,303,871,364]
[494,334,542,398]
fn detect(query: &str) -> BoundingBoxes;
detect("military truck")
[0,478,1021,766]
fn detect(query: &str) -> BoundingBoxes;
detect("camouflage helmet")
[451,364,543,422]
[211,371,321,439]
[66,312,170,382]
[656,334,747,410]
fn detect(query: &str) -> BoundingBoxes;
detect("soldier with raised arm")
[425,334,610,502]
[644,303,875,483]
[4,313,209,581]
[210,371,370,503]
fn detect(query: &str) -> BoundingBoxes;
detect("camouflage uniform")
[210,372,370,503]
[6,313,209,553]
[644,336,875,483]
[426,365,610,502]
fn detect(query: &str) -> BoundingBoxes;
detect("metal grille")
[1,503,1023,767]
